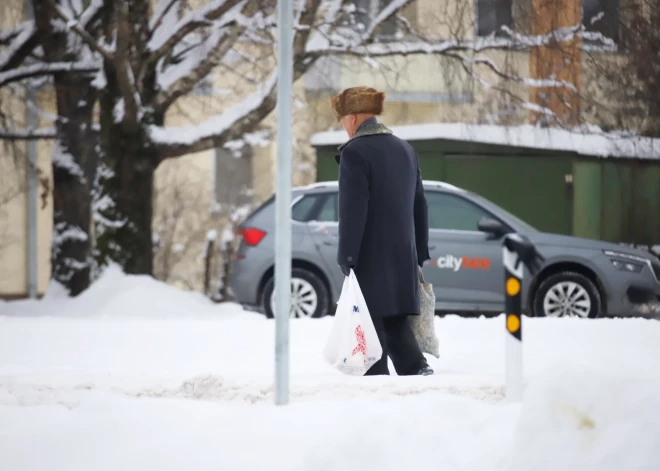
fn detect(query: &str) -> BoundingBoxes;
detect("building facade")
[0,0,639,296]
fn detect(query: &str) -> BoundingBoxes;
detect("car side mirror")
[478,217,506,237]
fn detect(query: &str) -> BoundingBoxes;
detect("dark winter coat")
[336,118,431,318]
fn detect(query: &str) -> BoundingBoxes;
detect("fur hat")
[330,86,386,120]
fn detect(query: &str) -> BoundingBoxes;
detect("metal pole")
[25,0,38,299]
[503,238,523,402]
[274,0,293,406]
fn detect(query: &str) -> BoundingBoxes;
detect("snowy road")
[1,268,659,471]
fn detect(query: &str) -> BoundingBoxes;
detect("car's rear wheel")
[262,268,329,319]
[532,272,602,318]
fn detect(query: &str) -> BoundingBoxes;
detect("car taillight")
[238,227,267,246]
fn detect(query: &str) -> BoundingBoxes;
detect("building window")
[582,0,620,46]
[213,146,253,216]
[477,0,513,37]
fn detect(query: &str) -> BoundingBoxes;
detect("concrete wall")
[0,94,54,298]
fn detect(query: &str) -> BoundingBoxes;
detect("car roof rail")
[422,180,465,192]
[296,181,338,191]
[293,180,465,192]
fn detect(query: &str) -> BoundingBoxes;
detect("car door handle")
[428,245,436,250]
[323,240,337,246]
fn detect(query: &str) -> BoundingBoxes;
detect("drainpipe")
[25,0,38,299]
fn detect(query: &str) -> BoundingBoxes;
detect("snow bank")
[512,367,660,471]
[0,264,243,319]
[2,265,660,471]
[311,123,660,160]
[0,389,519,471]
[1,293,660,470]
[2,368,659,471]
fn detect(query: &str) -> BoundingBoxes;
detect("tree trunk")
[92,0,163,276]
[94,123,157,275]
[33,0,98,295]
[51,75,97,295]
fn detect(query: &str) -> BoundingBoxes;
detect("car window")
[426,191,491,231]
[313,193,338,222]
[291,195,320,222]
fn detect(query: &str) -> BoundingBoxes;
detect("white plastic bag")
[409,266,440,358]
[323,270,383,376]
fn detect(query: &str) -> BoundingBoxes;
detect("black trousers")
[365,314,428,376]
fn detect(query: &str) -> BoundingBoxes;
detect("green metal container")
[314,138,660,246]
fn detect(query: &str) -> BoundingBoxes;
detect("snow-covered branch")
[149,0,430,159]
[0,22,29,46]
[0,61,99,88]
[304,0,417,55]
[502,24,615,50]
[153,0,262,111]
[0,21,37,72]
[150,0,327,157]
[150,71,277,159]
[115,2,141,130]
[0,128,57,140]
[143,0,612,162]
[78,0,104,30]
[46,0,115,62]
[467,57,578,93]
[156,29,237,110]
[305,35,521,57]
[360,0,408,40]
[149,0,180,33]
[292,0,324,59]
[306,16,613,59]
[147,0,247,68]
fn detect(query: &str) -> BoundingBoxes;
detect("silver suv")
[230,181,660,319]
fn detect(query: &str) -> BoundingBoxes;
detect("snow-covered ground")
[1,266,659,471]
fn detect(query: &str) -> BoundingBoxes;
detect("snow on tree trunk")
[95,82,162,275]
[34,0,100,296]
[94,142,157,275]
[51,122,96,296]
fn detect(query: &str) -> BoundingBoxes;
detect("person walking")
[331,86,433,376]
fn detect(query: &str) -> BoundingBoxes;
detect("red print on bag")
[352,325,366,357]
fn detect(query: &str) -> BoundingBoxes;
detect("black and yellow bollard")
[503,237,523,402]
[502,233,545,402]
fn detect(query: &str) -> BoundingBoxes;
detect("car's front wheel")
[262,268,329,319]
[532,272,602,318]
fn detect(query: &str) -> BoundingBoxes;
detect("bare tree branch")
[0,128,57,140]
[462,55,577,94]
[0,61,98,87]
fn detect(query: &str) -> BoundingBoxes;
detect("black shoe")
[418,365,434,376]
